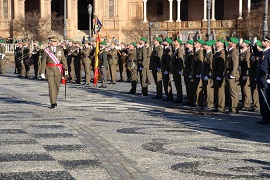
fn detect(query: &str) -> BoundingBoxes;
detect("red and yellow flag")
[93,34,100,86]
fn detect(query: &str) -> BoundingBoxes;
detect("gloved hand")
[204,76,209,81]
[65,71,68,76]
[157,67,161,71]
[40,74,46,79]
[139,67,143,71]
[195,74,201,78]
[242,76,247,80]
[266,79,270,84]
[209,72,212,77]
[164,71,169,75]
[189,75,192,79]
[178,71,182,75]
[216,77,222,81]
[229,75,235,79]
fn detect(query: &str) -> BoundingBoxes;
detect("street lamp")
[207,0,212,40]
[263,0,268,37]
[63,0,67,38]
[149,22,153,43]
[87,4,93,40]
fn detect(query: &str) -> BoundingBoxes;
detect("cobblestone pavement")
[0,66,270,180]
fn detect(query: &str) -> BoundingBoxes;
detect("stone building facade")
[0,0,262,42]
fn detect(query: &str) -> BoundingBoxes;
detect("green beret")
[100,41,107,45]
[210,40,216,45]
[196,39,205,45]
[155,37,163,43]
[140,37,148,42]
[218,39,225,43]
[225,41,229,47]
[0,39,5,43]
[243,39,251,45]
[230,37,239,44]
[256,40,263,48]
[165,37,172,44]
[187,40,194,45]
[205,41,212,47]
[131,42,137,47]
[177,39,183,45]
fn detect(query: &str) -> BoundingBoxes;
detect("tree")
[237,2,270,39]
[11,11,64,42]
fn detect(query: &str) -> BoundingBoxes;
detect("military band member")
[253,36,270,124]
[212,39,226,112]
[128,42,138,94]
[65,39,76,83]
[40,37,67,109]
[203,41,214,109]
[118,42,128,82]
[226,37,240,114]
[16,41,24,76]
[183,40,194,104]
[81,40,92,85]
[239,40,251,110]
[21,42,30,78]
[32,41,41,79]
[73,41,82,84]
[0,40,6,75]
[99,41,108,88]
[107,43,118,84]
[171,39,184,103]
[137,37,149,96]
[150,37,163,99]
[162,38,173,101]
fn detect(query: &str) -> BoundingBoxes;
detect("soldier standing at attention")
[118,42,128,82]
[252,36,270,124]
[107,43,118,84]
[0,40,6,75]
[150,37,163,99]
[184,40,195,105]
[162,38,173,101]
[32,41,41,79]
[239,40,251,110]
[40,37,67,109]
[21,42,30,78]
[137,38,149,96]
[81,40,92,85]
[128,42,138,94]
[145,41,152,85]
[99,41,108,88]
[202,41,214,110]
[65,39,75,83]
[226,37,240,114]
[171,39,184,103]
[212,39,226,112]
[73,41,82,84]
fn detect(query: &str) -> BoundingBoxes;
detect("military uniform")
[202,42,214,109]
[150,37,163,99]
[0,40,6,75]
[21,43,30,78]
[253,37,270,124]
[99,42,108,88]
[107,46,118,84]
[250,47,260,111]
[118,46,128,81]
[15,43,23,75]
[81,41,91,85]
[170,39,184,103]
[145,44,152,84]
[40,39,67,108]
[32,43,41,78]
[239,42,251,110]
[127,42,138,94]
[66,41,76,83]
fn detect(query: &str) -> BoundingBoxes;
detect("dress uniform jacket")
[150,45,163,70]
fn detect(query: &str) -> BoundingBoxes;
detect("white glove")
[204,76,209,81]
[216,77,222,81]
[164,71,169,75]
[178,71,182,75]
[209,72,212,77]
[242,76,247,80]
[196,74,201,78]
[157,67,161,71]
[229,75,235,79]
[139,67,143,71]
[40,74,45,79]
[65,71,68,76]
[266,79,270,84]
[189,75,192,79]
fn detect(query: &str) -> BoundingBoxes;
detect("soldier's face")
[262,40,270,48]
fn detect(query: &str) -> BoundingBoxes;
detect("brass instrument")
[17,52,31,61]
[121,52,127,63]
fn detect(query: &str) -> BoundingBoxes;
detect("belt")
[47,63,62,67]
[127,60,136,63]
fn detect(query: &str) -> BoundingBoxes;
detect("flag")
[93,34,100,86]
[93,17,103,35]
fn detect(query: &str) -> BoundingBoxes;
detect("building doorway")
[78,0,94,30]
[25,0,40,13]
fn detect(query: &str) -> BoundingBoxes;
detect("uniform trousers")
[47,74,61,105]
[240,77,251,109]
[152,69,163,98]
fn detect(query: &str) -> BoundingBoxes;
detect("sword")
[260,88,270,111]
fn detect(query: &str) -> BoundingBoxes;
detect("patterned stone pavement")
[0,66,270,179]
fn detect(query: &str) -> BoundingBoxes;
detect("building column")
[238,0,243,19]
[248,0,251,13]
[211,0,215,20]
[14,0,25,18]
[40,0,51,18]
[143,0,148,22]
[176,0,181,22]
[203,0,207,21]
[168,0,173,22]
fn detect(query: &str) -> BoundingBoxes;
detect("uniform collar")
[263,47,270,52]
